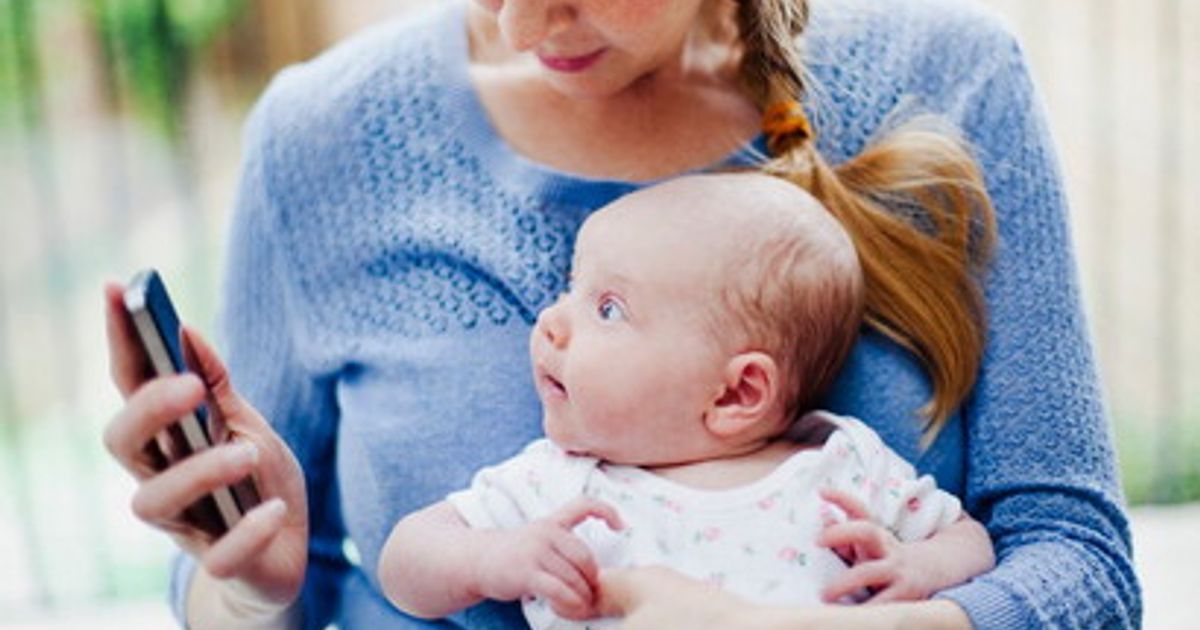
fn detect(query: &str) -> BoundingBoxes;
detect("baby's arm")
[817,489,995,604]
[378,497,623,620]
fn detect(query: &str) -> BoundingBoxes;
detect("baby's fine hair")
[703,174,865,425]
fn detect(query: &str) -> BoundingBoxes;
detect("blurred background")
[0,0,1196,627]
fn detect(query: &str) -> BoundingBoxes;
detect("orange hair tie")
[762,100,813,143]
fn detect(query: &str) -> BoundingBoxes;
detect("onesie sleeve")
[819,413,962,541]
[447,440,594,529]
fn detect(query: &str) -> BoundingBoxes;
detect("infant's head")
[530,172,863,465]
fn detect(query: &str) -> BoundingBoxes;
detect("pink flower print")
[835,445,850,458]
[693,527,722,544]
[777,546,808,566]
[757,491,782,511]
[652,494,685,514]
[906,496,922,513]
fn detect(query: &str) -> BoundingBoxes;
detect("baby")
[378,173,994,628]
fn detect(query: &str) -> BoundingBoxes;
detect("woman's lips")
[536,48,606,73]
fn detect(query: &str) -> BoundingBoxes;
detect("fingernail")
[227,441,259,467]
[262,497,286,517]
[174,374,201,395]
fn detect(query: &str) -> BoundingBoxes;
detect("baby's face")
[529,192,734,465]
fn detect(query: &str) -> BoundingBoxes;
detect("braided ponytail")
[737,0,997,438]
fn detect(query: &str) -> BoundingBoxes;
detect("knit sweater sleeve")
[907,8,1142,628]
[167,69,349,630]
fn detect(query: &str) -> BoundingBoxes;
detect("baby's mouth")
[542,373,568,399]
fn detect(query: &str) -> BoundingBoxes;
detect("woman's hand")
[598,566,974,630]
[101,283,309,618]
[598,566,754,629]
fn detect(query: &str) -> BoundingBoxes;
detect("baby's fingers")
[856,581,923,605]
[819,487,871,521]
[552,529,601,589]
[817,520,891,560]
[553,497,625,532]
[821,560,894,603]
[530,572,591,620]
[538,545,593,607]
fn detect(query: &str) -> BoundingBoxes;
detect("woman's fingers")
[103,374,206,478]
[595,567,642,617]
[104,282,151,396]
[130,440,260,526]
[202,498,288,579]
[181,325,276,440]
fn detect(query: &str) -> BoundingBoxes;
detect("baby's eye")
[597,296,627,322]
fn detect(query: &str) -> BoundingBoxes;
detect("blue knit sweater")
[170,0,1141,627]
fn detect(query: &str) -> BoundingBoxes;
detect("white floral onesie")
[447,411,962,630]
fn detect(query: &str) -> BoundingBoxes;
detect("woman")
[102,0,1140,627]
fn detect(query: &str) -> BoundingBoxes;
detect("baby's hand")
[475,497,623,620]
[816,488,936,604]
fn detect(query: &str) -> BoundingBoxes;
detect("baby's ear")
[705,351,780,439]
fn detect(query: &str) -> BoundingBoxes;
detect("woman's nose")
[495,0,576,52]
[536,299,570,349]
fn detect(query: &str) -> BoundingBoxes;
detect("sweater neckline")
[437,0,769,206]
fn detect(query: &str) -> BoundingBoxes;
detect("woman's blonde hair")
[737,0,998,439]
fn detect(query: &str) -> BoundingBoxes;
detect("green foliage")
[0,0,41,129]
[0,0,247,134]
[90,0,247,137]
[1116,411,1200,505]
[0,2,12,120]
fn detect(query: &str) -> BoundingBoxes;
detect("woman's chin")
[541,69,635,102]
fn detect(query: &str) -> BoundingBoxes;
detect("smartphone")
[123,269,260,537]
